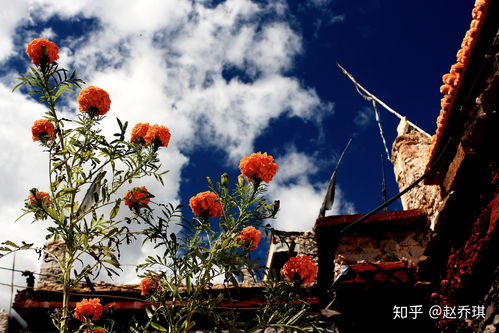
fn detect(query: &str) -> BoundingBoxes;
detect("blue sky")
[0,0,475,309]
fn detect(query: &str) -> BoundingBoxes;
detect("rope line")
[337,62,431,137]
[372,100,391,161]
[9,253,15,319]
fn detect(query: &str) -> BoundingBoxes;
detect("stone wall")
[269,231,317,260]
[0,309,8,333]
[391,118,442,227]
[36,240,66,287]
[266,231,318,278]
[293,231,318,260]
[333,229,427,274]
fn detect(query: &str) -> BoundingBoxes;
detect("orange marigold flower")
[282,256,318,286]
[140,276,160,296]
[189,191,223,218]
[124,187,152,209]
[32,119,56,141]
[239,152,278,183]
[28,191,51,207]
[144,124,171,148]
[74,298,103,322]
[130,123,150,144]
[26,38,59,66]
[236,226,262,251]
[77,86,111,117]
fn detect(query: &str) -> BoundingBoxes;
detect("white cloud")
[0,0,338,309]
[330,14,345,24]
[309,0,333,7]
[267,147,355,231]
[354,106,373,129]
[0,1,30,62]
[0,85,54,310]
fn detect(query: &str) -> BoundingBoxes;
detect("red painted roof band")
[428,0,490,163]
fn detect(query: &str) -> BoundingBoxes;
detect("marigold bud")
[238,175,245,187]
[221,173,229,188]
[271,200,280,218]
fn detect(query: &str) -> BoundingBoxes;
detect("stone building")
[267,1,498,332]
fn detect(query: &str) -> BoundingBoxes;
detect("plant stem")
[59,260,72,333]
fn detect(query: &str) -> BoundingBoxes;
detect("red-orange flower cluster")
[77,86,111,116]
[236,226,262,251]
[429,0,490,163]
[124,187,152,209]
[31,119,55,141]
[130,123,171,148]
[282,256,318,286]
[239,152,278,183]
[189,191,223,218]
[74,298,103,322]
[26,38,59,66]
[144,124,171,148]
[140,276,160,296]
[130,123,150,144]
[28,191,51,207]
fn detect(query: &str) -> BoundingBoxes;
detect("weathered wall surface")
[36,240,66,287]
[293,231,318,260]
[270,231,318,260]
[392,120,442,227]
[265,231,318,280]
[0,309,8,333]
[333,229,427,273]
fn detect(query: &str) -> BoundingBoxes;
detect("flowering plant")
[136,154,328,332]
[1,38,169,333]
[2,38,328,333]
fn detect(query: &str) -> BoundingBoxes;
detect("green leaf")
[3,241,17,248]
[145,307,153,319]
[110,199,121,219]
[150,322,167,331]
